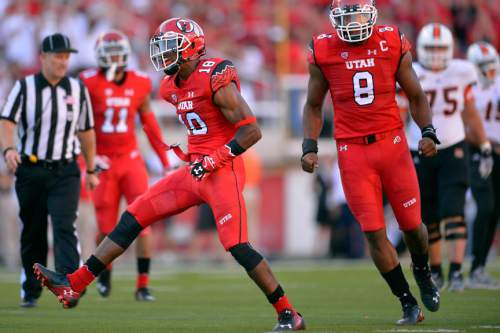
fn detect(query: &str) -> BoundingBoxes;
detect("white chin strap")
[106,63,118,82]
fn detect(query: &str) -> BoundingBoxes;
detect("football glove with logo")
[190,141,245,181]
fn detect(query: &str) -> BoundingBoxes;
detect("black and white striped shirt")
[0,72,94,161]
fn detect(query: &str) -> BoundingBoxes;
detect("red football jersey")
[80,69,152,155]
[309,25,411,139]
[159,58,240,155]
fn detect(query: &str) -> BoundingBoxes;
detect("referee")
[0,33,99,308]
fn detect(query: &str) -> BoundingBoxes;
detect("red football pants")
[128,156,248,250]
[336,128,422,232]
[92,151,150,236]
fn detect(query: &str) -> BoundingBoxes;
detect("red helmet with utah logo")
[150,18,206,75]
[329,0,378,43]
[95,30,131,68]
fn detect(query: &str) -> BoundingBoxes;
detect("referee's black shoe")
[412,264,440,312]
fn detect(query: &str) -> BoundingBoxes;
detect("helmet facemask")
[95,36,130,81]
[150,32,191,75]
[418,45,453,70]
[478,59,499,84]
[329,3,377,43]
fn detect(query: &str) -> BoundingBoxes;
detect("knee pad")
[426,221,442,244]
[443,216,467,240]
[229,243,263,272]
[108,211,143,249]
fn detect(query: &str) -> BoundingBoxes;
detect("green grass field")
[0,259,499,333]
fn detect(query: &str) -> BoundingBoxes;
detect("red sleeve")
[210,60,240,93]
[140,111,170,168]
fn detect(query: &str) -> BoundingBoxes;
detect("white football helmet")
[329,0,378,43]
[467,41,499,86]
[417,23,454,70]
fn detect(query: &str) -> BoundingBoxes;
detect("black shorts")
[411,141,469,225]
[196,203,216,231]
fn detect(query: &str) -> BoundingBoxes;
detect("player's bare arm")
[301,63,329,173]
[190,81,261,181]
[0,119,21,173]
[396,52,438,157]
[462,96,493,178]
[462,97,489,147]
[77,129,99,190]
[214,82,262,148]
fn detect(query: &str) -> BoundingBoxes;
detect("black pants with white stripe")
[15,161,81,300]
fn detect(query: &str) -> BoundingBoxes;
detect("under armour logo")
[63,290,76,296]
[192,165,204,175]
[368,49,377,55]
[279,324,293,329]
[393,136,401,144]
[339,145,348,152]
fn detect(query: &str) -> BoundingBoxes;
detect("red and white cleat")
[33,263,80,309]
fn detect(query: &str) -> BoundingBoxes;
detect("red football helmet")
[329,0,378,43]
[95,30,131,68]
[150,18,206,74]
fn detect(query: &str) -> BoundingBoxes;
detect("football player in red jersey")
[302,0,440,325]
[79,31,171,302]
[34,18,305,331]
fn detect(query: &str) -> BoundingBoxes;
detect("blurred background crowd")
[0,0,499,269]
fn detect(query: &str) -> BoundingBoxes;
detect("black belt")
[21,155,74,169]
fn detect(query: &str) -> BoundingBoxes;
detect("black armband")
[227,139,246,156]
[302,138,318,157]
[421,125,441,145]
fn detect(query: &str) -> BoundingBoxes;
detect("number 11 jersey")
[80,69,152,155]
[309,25,410,139]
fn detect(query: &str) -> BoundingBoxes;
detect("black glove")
[421,125,441,145]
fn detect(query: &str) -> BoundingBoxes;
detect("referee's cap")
[41,33,78,53]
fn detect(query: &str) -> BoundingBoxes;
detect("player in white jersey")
[407,23,492,292]
[466,41,500,289]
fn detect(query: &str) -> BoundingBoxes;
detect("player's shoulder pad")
[128,69,150,79]
[210,59,239,92]
[80,68,99,81]
[449,59,477,81]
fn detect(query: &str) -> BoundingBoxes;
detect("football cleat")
[396,304,424,325]
[33,263,80,309]
[135,287,155,301]
[412,265,440,312]
[467,267,500,290]
[448,271,465,292]
[96,269,111,297]
[272,309,305,331]
[20,297,37,308]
